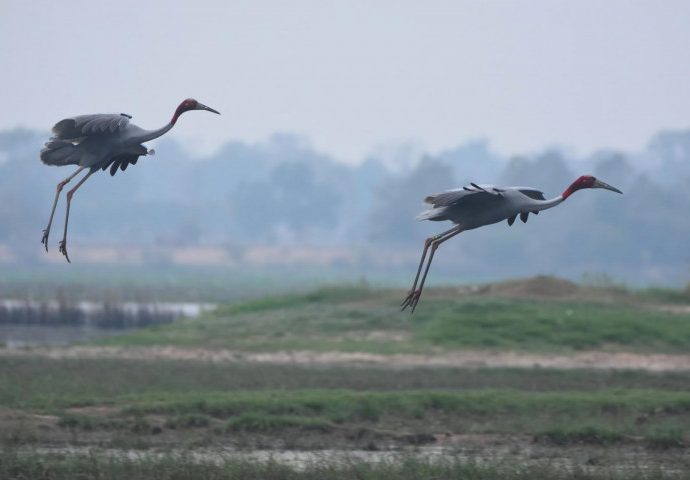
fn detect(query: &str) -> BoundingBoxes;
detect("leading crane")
[401,175,622,312]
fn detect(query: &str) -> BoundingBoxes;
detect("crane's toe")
[400,291,415,310]
[58,240,71,263]
[401,289,422,312]
[41,229,50,252]
[400,291,414,308]
[409,293,422,313]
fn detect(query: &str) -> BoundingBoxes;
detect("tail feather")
[416,206,449,221]
[40,139,80,166]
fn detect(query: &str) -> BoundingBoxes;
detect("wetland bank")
[1,277,690,479]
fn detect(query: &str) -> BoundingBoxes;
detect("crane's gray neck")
[530,195,565,212]
[136,122,174,143]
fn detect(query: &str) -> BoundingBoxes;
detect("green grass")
[535,426,625,445]
[645,427,687,449]
[2,357,690,409]
[9,388,689,443]
[1,449,684,480]
[2,279,690,474]
[1,357,688,447]
[218,285,377,315]
[56,414,126,431]
[95,285,690,353]
[225,413,333,433]
[119,389,690,427]
[165,413,212,429]
[417,297,690,351]
[641,286,690,304]
[537,424,688,448]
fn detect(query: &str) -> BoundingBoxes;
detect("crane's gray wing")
[98,144,148,175]
[418,185,505,221]
[52,113,131,140]
[424,184,504,207]
[502,187,545,226]
[516,187,545,201]
[97,153,140,176]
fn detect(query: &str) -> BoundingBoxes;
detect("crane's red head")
[171,98,220,124]
[562,175,622,199]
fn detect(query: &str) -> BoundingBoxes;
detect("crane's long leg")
[58,170,94,263]
[41,166,86,252]
[401,225,462,311]
[406,229,463,313]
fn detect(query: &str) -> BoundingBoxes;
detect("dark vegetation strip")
[37,388,690,446]
[121,389,690,420]
[108,390,690,444]
[535,425,687,449]
[2,357,690,408]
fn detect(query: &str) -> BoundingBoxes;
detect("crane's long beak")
[593,179,623,194]
[196,102,220,115]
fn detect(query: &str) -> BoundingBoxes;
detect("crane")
[39,98,220,262]
[400,175,622,313]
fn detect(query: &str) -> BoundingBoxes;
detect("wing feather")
[98,153,141,176]
[418,184,505,221]
[52,113,131,140]
[518,188,545,200]
[424,184,503,208]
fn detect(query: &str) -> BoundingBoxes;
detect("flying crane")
[40,98,220,262]
[401,175,622,312]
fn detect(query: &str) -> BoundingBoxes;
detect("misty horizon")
[2,1,690,161]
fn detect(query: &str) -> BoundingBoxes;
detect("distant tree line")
[1,127,689,282]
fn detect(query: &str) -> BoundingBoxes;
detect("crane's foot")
[41,229,50,252]
[58,240,71,263]
[400,290,414,308]
[400,289,422,313]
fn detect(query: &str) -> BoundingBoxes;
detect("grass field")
[1,357,688,452]
[1,277,689,478]
[97,280,690,354]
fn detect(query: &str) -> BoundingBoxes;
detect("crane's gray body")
[417,183,564,230]
[402,177,621,312]
[40,113,171,175]
[38,98,220,263]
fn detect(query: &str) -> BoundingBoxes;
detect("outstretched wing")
[418,184,505,221]
[424,184,504,208]
[517,187,545,200]
[52,113,131,141]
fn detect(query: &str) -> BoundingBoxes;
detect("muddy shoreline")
[2,345,688,371]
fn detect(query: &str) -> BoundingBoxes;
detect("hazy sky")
[1,0,689,162]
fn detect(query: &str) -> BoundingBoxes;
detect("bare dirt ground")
[2,345,689,371]
[12,435,690,475]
